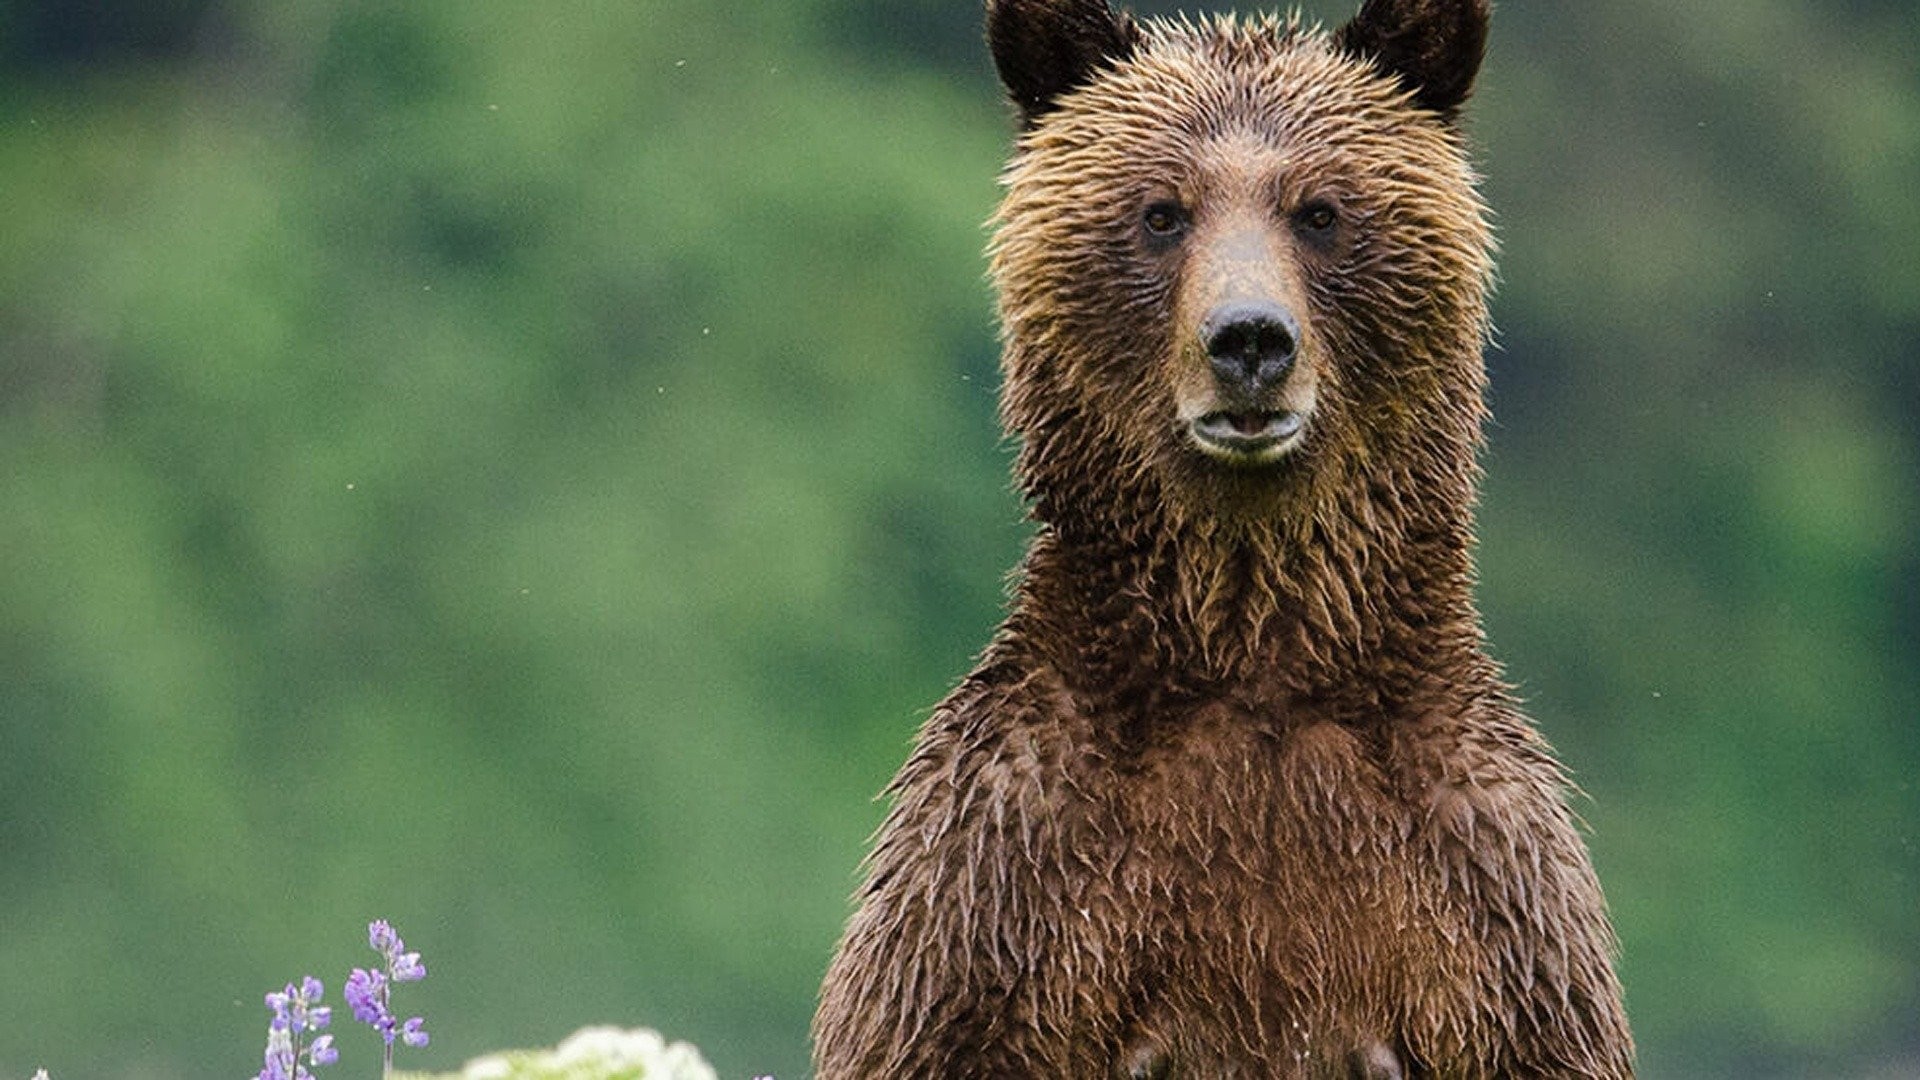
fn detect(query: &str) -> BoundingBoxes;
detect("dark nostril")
[1202,301,1299,390]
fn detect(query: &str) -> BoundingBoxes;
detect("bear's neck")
[1002,465,1491,714]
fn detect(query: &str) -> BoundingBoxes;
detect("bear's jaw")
[1184,408,1308,464]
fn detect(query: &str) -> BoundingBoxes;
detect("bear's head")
[989,0,1495,547]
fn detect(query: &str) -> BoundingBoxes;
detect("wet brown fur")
[815,2,1633,1076]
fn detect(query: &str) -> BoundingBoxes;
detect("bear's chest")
[1054,707,1491,1075]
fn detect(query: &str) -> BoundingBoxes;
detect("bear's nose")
[1202,300,1299,397]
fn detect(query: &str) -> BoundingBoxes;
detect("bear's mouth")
[1187,410,1307,462]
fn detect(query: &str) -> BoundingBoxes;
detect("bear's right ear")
[987,0,1140,128]
[1335,0,1490,116]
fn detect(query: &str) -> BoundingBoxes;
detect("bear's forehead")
[1001,27,1473,212]
[1031,18,1424,157]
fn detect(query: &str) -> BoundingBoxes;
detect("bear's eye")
[1292,201,1339,239]
[1141,201,1189,241]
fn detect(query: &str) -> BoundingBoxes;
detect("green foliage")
[0,1,1915,1077]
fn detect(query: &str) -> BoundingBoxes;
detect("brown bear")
[814,0,1633,1076]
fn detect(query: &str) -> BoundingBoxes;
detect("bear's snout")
[1202,299,1299,400]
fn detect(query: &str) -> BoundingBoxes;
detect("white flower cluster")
[409,1026,721,1080]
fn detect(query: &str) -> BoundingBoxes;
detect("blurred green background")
[0,0,1914,1076]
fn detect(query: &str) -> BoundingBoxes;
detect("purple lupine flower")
[351,919,429,1075]
[257,976,332,1080]
[391,951,426,983]
[343,967,388,1029]
[369,920,428,982]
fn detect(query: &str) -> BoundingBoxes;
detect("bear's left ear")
[1335,0,1490,116]
[988,0,1140,128]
